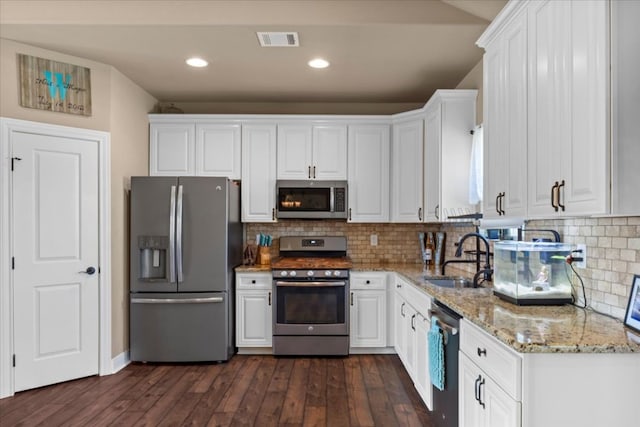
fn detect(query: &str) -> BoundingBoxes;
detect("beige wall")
[168,101,424,115]
[109,69,156,357]
[0,39,112,131]
[455,59,483,124]
[1,38,156,358]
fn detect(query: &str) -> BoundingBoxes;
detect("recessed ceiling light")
[308,58,330,69]
[186,57,208,68]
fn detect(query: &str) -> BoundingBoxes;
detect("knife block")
[257,246,271,265]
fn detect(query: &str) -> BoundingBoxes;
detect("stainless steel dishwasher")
[430,300,462,427]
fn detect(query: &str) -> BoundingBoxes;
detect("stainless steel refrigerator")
[129,177,242,362]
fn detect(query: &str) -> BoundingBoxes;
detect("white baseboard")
[111,350,130,374]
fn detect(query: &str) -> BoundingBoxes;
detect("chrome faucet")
[443,232,493,287]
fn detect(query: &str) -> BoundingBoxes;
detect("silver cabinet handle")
[131,297,223,304]
[176,185,184,283]
[169,185,177,283]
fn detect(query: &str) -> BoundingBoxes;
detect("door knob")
[80,266,96,275]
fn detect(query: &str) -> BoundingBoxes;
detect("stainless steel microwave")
[276,180,348,219]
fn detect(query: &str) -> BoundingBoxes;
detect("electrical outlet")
[574,244,587,269]
[370,234,378,246]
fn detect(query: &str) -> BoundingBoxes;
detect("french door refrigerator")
[129,177,242,362]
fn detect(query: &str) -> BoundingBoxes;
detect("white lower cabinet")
[460,353,520,427]
[349,273,387,348]
[393,274,433,410]
[235,273,272,351]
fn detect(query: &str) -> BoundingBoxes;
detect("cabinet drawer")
[351,272,387,290]
[236,273,272,290]
[404,279,432,316]
[460,319,522,400]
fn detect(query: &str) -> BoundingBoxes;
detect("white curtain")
[468,124,483,205]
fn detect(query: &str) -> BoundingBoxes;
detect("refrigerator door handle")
[131,297,224,304]
[169,185,177,283]
[176,184,184,283]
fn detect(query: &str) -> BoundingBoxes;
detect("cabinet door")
[236,290,272,347]
[195,124,241,179]
[150,123,195,176]
[391,119,424,222]
[313,125,348,180]
[460,354,487,427]
[460,354,520,427]
[241,124,277,222]
[394,294,408,364]
[528,0,608,218]
[414,313,433,410]
[405,305,418,380]
[483,12,527,220]
[277,125,312,179]
[348,124,390,222]
[350,289,386,348]
[424,105,442,221]
[483,375,521,427]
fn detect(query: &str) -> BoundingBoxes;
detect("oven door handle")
[275,280,346,287]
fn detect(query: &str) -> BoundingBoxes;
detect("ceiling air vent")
[257,32,299,47]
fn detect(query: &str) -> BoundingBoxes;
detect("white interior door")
[12,130,99,392]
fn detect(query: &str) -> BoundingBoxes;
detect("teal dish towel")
[428,317,445,391]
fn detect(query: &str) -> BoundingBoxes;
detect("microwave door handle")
[168,185,177,283]
[330,187,335,212]
[176,184,184,283]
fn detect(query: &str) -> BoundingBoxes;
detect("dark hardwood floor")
[0,355,434,427]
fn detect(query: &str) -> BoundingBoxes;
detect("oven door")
[273,280,349,335]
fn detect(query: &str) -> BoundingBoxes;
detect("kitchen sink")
[423,276,474,289]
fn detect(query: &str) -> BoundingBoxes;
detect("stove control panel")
[272,269,349,279]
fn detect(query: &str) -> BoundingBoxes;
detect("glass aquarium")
[493,241,573,305]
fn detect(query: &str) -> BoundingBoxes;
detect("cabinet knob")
[365,280,371,285]
[477,347,487,357]
[251,279,256,284]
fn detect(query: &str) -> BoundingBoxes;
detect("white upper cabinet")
[149,122,195,176]
[347,124,390,222]
[423,90,478,222]
[195,124,241,179]
[277,124,347,180]
[391,116,424,222]
[241,124,277,222]
[482,9,528,219]
[611,0,640,215]
[479,0,611,220]
[150,117,241,179]
[526,0,608,218]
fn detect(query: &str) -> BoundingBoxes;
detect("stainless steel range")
[272,236,352,356]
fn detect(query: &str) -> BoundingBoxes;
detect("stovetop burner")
[273,236,351,279]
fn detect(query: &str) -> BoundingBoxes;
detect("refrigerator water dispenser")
[138,236,168,280]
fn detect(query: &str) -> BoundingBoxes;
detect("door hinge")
[12,354,15,367]
[12,257,15,270]
[11,157,22,171]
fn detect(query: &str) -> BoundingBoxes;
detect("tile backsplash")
[246,216,640,320]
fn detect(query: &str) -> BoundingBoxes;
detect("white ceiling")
[0,0,506,107]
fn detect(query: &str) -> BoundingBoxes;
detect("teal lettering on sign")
[44,70,72,101]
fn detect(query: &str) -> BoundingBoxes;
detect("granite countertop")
[237,262,640,353]
[367,263,640,354]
